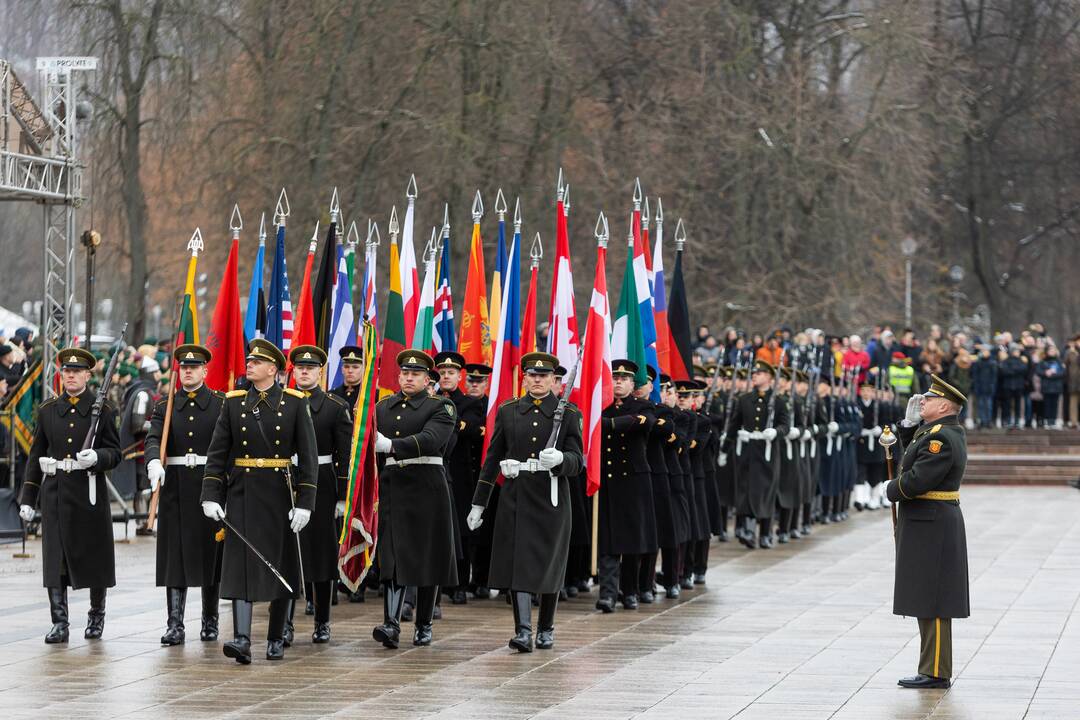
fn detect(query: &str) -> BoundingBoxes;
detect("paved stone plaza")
[0,485,1078,719]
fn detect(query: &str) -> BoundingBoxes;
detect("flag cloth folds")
[433,234,456,352]
[400,198,420,346]
[668,237,693,381]
[360,240,378,326]
[547,194,578,375]
[290,237,318,353]
[177,249,200,346]
[483,226,522,464]
[243,235,266,344]
[328,245,357,388]
[611,233,648,387]
[652,210,671,376]
[634,211,660,400]
[205,234,247,391]
[459,220,491,365]
[489,215,507,352]
[520,253,539,356]
[379,237,407,395]
[265,224,294,351]
[580,241,613,497]
[0,359,42,454]
[312,220,339,350]
[412,239,436,352]
[338,320,380,591]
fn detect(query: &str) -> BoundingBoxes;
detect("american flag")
[266,223,294,351]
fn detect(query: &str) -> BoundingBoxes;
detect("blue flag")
[266,224,294,350]
[244,236,266,344]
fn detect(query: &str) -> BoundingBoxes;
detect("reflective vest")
[888,364,915,393]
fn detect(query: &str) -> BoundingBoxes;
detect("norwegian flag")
[433,231,456,352]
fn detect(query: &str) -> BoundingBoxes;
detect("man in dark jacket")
[886,376,969,689]
[18,347,122,644]
[970,348,998,428]
[1036,347,1065,428]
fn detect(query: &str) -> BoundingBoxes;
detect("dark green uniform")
[886,413,969,682]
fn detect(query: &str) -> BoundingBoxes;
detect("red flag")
[291,238,318,350]
[520,253,539,356]
[580,220,613,497]
[459,217,491,365]
[547,185,579,375]
[204,235,247,391]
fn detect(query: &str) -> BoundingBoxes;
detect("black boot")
[282,599,295,647]
[535,593,558,649]
[266,598,289,660]
[223,600,253,664]
[200,585,219,641]
[401,586,415,621]
[45,587,69,644]
[413,585,437,646]
[508,590,533,652]
[160,587,187,645]
[373,582,405,648]
[312,581,332,643]
[304,582,315,615]
[85,588,106,639]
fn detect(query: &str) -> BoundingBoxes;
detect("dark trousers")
[639,551,658,594]
[692,539,709,575]
[976,394,995,427]
[564,544,590,588]
[659,546,681,589]
[1043,393,1061,425]
[597,554,620,601]
[619,554,643,598]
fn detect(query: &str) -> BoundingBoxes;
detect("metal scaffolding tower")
[1,56,95,398]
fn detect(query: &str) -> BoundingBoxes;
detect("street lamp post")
[900,236,918,328]
[949,264,965,329]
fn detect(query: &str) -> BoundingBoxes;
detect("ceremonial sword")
[220,516,294,594]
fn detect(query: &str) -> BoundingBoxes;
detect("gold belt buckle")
[256,458,265,468]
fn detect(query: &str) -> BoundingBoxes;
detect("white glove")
[466,504,484,531]
[538,448,564,470]
[19,505,34,522]
[374,432,392,454]
[827,421,839,434]
[500,459,521,479]
[904,394,923,426]
[335,501,345,518]
[717,452,728,467]
[75,449,98,469]
[201,501,225,521]
[861,428,874,438]
[38,457,57,476]
[762,427,777,442]
[872,425,883,437]
[147,459,165,491]
[289,507,311,533]
[801,429,812,441]
[787,427,801,440]
[736,429,751,442]
[812,424,819,434]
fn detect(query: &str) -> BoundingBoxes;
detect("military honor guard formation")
[14,175,971,693]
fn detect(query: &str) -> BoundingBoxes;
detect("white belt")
[290,454,333,465]
[166,454,208,467]
[385,456,443,467]
[519,458,544,472]
[58,458,79,473]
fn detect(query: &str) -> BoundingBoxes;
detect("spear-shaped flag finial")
[472,190,483,222]
[258,212,267,246]
[674,218,687,251]
[595,211,609,248]
[514,197,522,230]
[389,206,400,240]
[346,220,360,248]
[656,197,664,224]
[425,227,438,262]
[442,203,450,238]
[627,213,635,247]
[406,173,418,200]
[495,188,507,219]
[309,220,321,253]
[274,187,290,225]
[633,177,642,209]
[564,183,571,214]
[188,227,204,255]
[556,167,565,202]
[366,219,381,248]
[329,187,340,223]
[230,204,243,238]
[530,231,543,268]
[643,197,651,225]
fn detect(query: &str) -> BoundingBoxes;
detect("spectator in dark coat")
[1036,347,1065,428]
[999,348,1028,428]
[970,349,998,429]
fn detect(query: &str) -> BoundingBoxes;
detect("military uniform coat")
[297,387,352,582]
[598,397,659,555]
[375,390,458,587]
[20,393,122,589]
[444,390,490,546]
[646,403,678,549]
[201,384,319,602]
[818,396,844,497]
[673,408,703,540]
[144,385,225,587]
[729,389,790,519]
[700,410,725,534]
[661,404,692,546]
[474,393,584,593]
[710,396,737,509]
[776,393,803,510]
[886,415,970,619]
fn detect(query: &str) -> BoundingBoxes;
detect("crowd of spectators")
[693,322,1080,430]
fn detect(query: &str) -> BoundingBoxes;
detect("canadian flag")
[579,228,613,497]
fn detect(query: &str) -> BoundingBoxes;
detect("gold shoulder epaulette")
[211,389,225,398]
[930,423,942,434]
[284,387,305,398]
[225,389,246,398]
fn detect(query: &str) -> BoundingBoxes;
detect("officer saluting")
[144,344,225,645]
[200,339,319,664]
[371,350,458,649]
[466,351,584,652]
[19,347,122,643]
[886,375,970,690]
[288,345,352,644]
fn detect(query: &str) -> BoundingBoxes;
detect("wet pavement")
[1,485,1078,719]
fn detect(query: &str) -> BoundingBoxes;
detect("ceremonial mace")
[880,424,898,540]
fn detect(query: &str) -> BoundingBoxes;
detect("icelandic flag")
[433,233,456,352]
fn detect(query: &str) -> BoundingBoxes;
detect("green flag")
[1,359,43,454]
[610,245,648,387]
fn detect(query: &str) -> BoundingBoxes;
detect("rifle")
[826,350,837,456]
[763,347,786,462]
[804,348,822,458]
[544,346,582,507]
[82,323,128,506]
[719,350,746,459]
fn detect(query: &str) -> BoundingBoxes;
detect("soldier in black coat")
[672,380,701,588]
[775,368,805,544]
[288,345,352,644]
[711,368,737,542]
[886,376,970,690]
[330,344,368,602]
[371,350,458,649]
[657,375,690,598]
[636,366,673,603]
[18,347,122,644]
[144,344,225,646]
[463,363,498,596]
[689,379,716,583]
[553,365,590,598]
[854,380,885,511]
[467,351,584,652]
[729,359,790,549]
[200,339,319,664]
